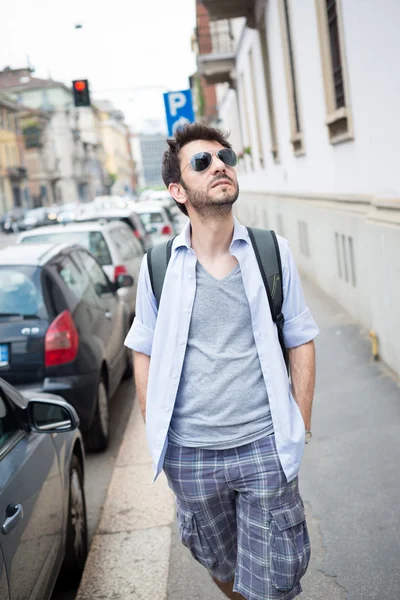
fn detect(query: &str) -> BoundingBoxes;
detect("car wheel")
[85,376,109,452]
[123,348,134,380]
[60,454,88,586]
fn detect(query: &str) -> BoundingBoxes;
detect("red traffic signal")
[74,80,86,92]
[72,79,91,107]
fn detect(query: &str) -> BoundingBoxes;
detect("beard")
[181,176,240,220]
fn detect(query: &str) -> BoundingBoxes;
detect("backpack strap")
[147,237,175,307]
[247,227,288,371]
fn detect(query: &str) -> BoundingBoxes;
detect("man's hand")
[133,351,151,422]
[288,340,316,431]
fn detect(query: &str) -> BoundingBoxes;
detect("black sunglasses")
[182,148,237,174]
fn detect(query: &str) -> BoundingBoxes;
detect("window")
[75,251,112,297]
[23,231,112,266]
[277,214,284,237]
[0,390,19,448]
[238,73,254,171]
[335,232,356,287]
[315,0,353,143]
[298,221,310,257]
[248,48,264,168]
[0,266,45,318]
[110,228,135,261]
[258,13,279,161]
[278,0,304,155]
[58,256,89,301]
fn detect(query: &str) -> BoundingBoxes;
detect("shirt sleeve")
[124,255,158,355]
[278,236,319,349]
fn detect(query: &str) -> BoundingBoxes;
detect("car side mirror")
[116,274,134,289]
[28,398,79,433]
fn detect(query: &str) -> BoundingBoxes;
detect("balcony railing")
[197,20,235,86]
[201,0,255,28]
[7,166,27,181]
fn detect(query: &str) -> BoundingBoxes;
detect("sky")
[0,0,197,133]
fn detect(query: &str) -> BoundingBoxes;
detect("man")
[125,123,319,600]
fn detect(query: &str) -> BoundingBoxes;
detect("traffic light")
[72,79,91,107]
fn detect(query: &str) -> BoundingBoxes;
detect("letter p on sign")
[168,92,186,117]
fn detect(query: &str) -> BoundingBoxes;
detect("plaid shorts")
[163,434,310,600]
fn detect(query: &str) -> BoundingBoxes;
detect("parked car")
[20,207,55,231]
[0,242,134,452]
[76,208,152,252]
[132,201,178,245]
[0,377,88,598]
[18,220,143,319]
[2,208,26,233]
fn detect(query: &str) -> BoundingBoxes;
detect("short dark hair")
[161,123,232,216]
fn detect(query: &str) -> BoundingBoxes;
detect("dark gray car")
[0,378,88,599]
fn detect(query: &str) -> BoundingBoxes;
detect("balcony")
[202,0,255,28]
[7,166,27,181]
[197,21,236,86]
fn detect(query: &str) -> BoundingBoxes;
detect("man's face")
[174,140,239,218]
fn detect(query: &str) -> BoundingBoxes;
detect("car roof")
[19,220,128,237]
[0,243,76,266]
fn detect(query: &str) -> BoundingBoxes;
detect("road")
[52,377,135,600]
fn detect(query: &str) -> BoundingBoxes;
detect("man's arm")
[133,351,150,422]
[288,340,315,431]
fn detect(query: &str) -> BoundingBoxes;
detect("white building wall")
[214,0,400,375]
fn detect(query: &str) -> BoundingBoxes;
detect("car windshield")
[138,212,164,226]
[21,231,112,265]
[0,266,46,318]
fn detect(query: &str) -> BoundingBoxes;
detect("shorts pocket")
[269,496,311,591]
[177,504,217,571]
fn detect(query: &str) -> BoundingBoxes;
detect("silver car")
[0,378,88,599]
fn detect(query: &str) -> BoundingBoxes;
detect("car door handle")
[2,503,23,535]
[104,311,112,320]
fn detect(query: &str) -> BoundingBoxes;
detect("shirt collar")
[173,216,250,252]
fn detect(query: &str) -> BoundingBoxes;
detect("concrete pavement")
[76,275,400,600]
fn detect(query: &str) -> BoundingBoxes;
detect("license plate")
[0,344,9,367]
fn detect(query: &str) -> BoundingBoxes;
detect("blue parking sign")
[163,89,195,136]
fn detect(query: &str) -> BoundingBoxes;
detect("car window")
[0,390,19,448]
[58,256,88,301]
[0,266,46,318]
[109,229,134,261]
[120,228,143,258]
[75,251,113,297]
[21,231,112,266]
[138,211,164,226]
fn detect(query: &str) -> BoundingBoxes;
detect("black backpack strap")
[247,227,288,371]
[146,237,175,307]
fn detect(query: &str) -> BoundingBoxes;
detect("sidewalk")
[76,399,175,600]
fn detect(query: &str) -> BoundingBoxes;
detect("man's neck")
[190,212,235,259]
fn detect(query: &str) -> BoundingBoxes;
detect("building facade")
[0,67,108,204]
[130,132,167,190]
[196,0,400,375]
[0,94,29,214]
[96,100,135,196]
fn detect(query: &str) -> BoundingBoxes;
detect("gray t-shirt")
[168,260,274,448]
